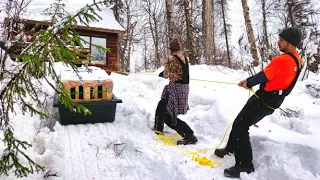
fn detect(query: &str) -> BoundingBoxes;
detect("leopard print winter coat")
[163,51,186,84]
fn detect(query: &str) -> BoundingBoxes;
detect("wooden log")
[102,79,113,100]
[82,80,99,101]
[61,80,81,101]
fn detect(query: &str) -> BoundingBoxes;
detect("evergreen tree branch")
[0,0,109,177]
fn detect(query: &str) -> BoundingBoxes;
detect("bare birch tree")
[287,0,295,26]
[257,0,271,69]
[241,0,259,66]
[261,0,270,50]
[220,0,231,67]
[142,0,163,68]
[202,0,215,65]
[165,0,175,39]
[183,0,197,64]
[118,0,138,72]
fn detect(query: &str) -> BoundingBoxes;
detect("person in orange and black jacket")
[154,39,197,145]
[214,27,302,178]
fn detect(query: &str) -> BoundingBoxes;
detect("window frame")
[79,34,108,66]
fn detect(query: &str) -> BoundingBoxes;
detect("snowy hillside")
[1,64,320,180]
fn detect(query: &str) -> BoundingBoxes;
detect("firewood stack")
[62,79,113,102]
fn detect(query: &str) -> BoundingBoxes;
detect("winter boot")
[154,115,164,135]
[214,148,230,158]
[176,134,198,145]
[153,129,164,136]
[224,165,254,178]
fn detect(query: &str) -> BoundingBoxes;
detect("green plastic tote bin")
[53,94,122,125]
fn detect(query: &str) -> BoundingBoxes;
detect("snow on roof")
[24,0,125,32]
[56,64,111,81]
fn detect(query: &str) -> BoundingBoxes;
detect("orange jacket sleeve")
[263,57,280,81]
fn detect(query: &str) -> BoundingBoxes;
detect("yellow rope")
[145,74,276,169]
[152,87,251,168]
[108,70,277,169]
[108,70,238,85]
[189,78,237,85]
[115,70,253,168]
[128,70,237,168]
[249,88,275,110]
[154,119,234,168]
[196,121,234,153]
[154,132,180,146]
[153,89,275,168]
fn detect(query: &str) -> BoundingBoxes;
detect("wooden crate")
[62,79,113,102]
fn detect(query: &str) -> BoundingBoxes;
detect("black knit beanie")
[279,27,302,47]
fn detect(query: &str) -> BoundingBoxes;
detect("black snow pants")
[154,98,194,138]
[225,89,285,168]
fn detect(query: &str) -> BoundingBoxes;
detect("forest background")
[0,0,320,178]
[107,0,320,78]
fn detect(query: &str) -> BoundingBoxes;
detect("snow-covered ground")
[1,63,320,180]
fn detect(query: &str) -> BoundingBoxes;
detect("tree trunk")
[165,0,175,39]
[221,0,231,67]
[202,0,215,65]
[123,5,130,72]
[112,0,125,72]
[262,0,270,50]
[145,0,161,68]
[152,13,161,68]
[287,0,295,26]
[183,0,197,64]
[261,0,268,69]
[126,22,136,72]
[143,28,148,71]
[122,2,134,72]
[113,0,120,22]
[241,0,259,66]
[118,37,126,72]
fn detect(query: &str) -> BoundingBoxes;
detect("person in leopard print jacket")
[163,49,185,84]
[154,39,197,145]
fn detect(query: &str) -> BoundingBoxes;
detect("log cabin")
[2,3,125,72]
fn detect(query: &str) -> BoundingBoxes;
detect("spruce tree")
[0,0,109,177]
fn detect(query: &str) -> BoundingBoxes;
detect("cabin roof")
[23,19,125,35]
[21,0,125,34]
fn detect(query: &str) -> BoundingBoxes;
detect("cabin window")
[91,37,107,65]
[80,36,90,49]
[78,35,107,65]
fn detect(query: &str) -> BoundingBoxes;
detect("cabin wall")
[9,21,120,72]
[106,33,118,72]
